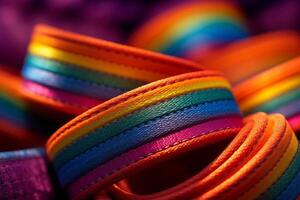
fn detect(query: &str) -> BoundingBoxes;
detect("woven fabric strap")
[0,148,54,199]
[39,25,300,200]
[22,24,201,116]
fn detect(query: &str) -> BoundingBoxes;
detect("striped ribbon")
[33,25,300,200]
[129,5,300,133]
[46,70,242,199]
[110,113,300,200]
[0,148,54,199]
[22,24,201,115]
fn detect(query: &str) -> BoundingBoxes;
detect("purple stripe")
[0,149,54,200]
[68,116,242,197]
[274,99,300,118]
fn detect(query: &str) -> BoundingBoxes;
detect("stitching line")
[58,99,236,173]
[216,122,288,199]
[241,133,293,198]
[57,88,233,159]
[37,32,198,71]
[74,127,240,195]
[48,74,223,146]
[33,41,172,77]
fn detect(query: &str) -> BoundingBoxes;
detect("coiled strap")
[46,71,242,199]
[22,24,201,115]
[0,148,54,199]
[110,113,300,200]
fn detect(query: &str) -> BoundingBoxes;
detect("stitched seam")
[59,99,236,171]
[39,32,197,71]
[173,126,252,197]
[217,122,287,198]
[49,74,222,145]
[75,127,240,195]
[241,133,293,198]
[58,88,233,157]
[34,41,171,77]
[164,119,267,198]
[257,146,299,199]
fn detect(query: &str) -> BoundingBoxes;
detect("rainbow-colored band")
[46,71,242,199]
[110,113,300,200]
[22,25,201,115]
[130,1,248,57]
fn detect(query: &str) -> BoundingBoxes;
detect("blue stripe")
[277,155,300,200]
[0,148,44,160]
[274,99,300,118]
[22,65,124,100]
[58,100,240,187]
[162,19,248,56]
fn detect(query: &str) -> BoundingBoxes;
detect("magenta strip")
[24,81,102,110]
[68,116,242,198]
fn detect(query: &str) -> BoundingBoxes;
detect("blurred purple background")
[1,0,300,68]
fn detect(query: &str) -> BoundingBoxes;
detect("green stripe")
[249,89,300,114]
[53,88,235,170]
[258,147,300,199]
[26,55,145,90]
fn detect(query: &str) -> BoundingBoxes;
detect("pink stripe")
[288,114,300,131]
[24,81,101,109]
[68,116,242,198]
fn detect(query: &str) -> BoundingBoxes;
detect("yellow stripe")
[48,77,230,158]
[240,75,300,112]
[240,132,298,200]
[29,42,167,82]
